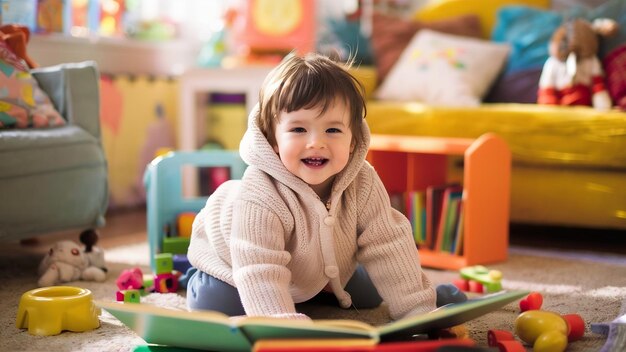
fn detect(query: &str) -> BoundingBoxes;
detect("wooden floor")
[17,207,149,255]
[16,206,626,258]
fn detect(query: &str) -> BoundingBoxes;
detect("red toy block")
[155,272,178,293]
[468,280,484,293]
[562,314,585,341]
[488,329,515,347]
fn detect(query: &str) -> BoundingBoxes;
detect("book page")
[97,300,252,352]
[376,290,528,341]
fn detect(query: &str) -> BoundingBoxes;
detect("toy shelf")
[367,133,511,270]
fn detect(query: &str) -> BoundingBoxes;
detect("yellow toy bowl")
[16,286,101,336]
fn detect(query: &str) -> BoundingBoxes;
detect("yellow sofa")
[360,0,626,230]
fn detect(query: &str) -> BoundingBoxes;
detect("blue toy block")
[173,254,192,273]
[143,150,247,271]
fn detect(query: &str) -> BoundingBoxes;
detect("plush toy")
[37,230,107,287]
[538,18,619,110]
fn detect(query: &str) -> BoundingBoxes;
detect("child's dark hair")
[257,52,367,148]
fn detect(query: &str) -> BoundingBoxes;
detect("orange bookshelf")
[367,133,511,270]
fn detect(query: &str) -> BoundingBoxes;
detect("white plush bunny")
[37,239,107,287]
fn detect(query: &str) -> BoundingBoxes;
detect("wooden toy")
[487,330,525,352]
[162,236,191,255]
[116,289,141,303]
[154,253,173,275]
[155,273,178,293]
[458,265,502,293]
[514,310,585,351]
[176,212,196,238]
[173,254,192,273]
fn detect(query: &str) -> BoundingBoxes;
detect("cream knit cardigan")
[188,106,436,320]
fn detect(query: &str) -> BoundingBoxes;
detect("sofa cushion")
[414,0,550,39]
[370,12,482,85]
[491,6,563,74]
[0,42,65,129]
[375,30,510,106]
[484,67,542,103]
[0,125,105,179]
[365,101,626,169]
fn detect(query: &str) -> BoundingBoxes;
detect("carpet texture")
[1,240,625,351]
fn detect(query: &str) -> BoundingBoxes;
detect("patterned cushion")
[0,42,65,129]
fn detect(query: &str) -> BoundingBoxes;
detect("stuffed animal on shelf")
[37,230,108,287]
[537,18,619,110]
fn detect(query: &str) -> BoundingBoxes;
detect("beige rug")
[1,240,625,351]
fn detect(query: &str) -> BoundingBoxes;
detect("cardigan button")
[324,216,335,226]
[324,266,339,278]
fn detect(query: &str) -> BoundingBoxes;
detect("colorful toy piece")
[514,310,585,352]
[177,212,196,238]
[116,267,144,290]
[116,289,141,303]
[458,265,502,293]
[155,273,179,293]
[519,291,543,312]
[487,330,525,352]
[16,286,101,336]
[155,253,174,275]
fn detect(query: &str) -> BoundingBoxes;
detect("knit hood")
[239,104,371,203]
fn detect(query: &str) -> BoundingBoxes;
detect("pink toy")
[116,267,144,290]
[155,272,178,293]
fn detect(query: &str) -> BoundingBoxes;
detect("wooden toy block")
[116,289,141,303]
[155,273,178,293]
[162,237,190,255]
[460,265,502,292]
[177,212,196,238]
[155,253,173,275]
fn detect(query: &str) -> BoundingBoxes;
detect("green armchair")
[0,61,109,241]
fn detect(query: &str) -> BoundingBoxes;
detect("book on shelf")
[97,290,528,352]
[434,185,463,253]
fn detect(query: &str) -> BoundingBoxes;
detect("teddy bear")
[37,230,108,287]
[537,18,619,110]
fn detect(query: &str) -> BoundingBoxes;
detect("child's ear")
[273,144,279,154]
[350,140,355,153]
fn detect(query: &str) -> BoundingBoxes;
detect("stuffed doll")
[538,18,619,110]
[37,235,107,287]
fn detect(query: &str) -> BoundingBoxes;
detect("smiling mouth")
[302,157,328,166]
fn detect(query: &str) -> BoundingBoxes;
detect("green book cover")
[98,290,527,351]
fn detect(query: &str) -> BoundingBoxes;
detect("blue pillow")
[491,6,563,74]
[317,18,374,65]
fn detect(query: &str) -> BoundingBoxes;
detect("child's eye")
[327,128,342,133]
[290,127,306,133]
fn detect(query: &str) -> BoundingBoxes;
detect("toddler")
[186,52,436,320]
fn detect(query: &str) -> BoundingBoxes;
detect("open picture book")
[97,290,528,352]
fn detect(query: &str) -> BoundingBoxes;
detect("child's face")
[273,99,354,196]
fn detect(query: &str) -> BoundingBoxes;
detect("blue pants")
[186,265,383,316]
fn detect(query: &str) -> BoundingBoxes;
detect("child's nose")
[307,132,326,148]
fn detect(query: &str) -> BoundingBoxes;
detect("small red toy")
[519,292,543,312]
